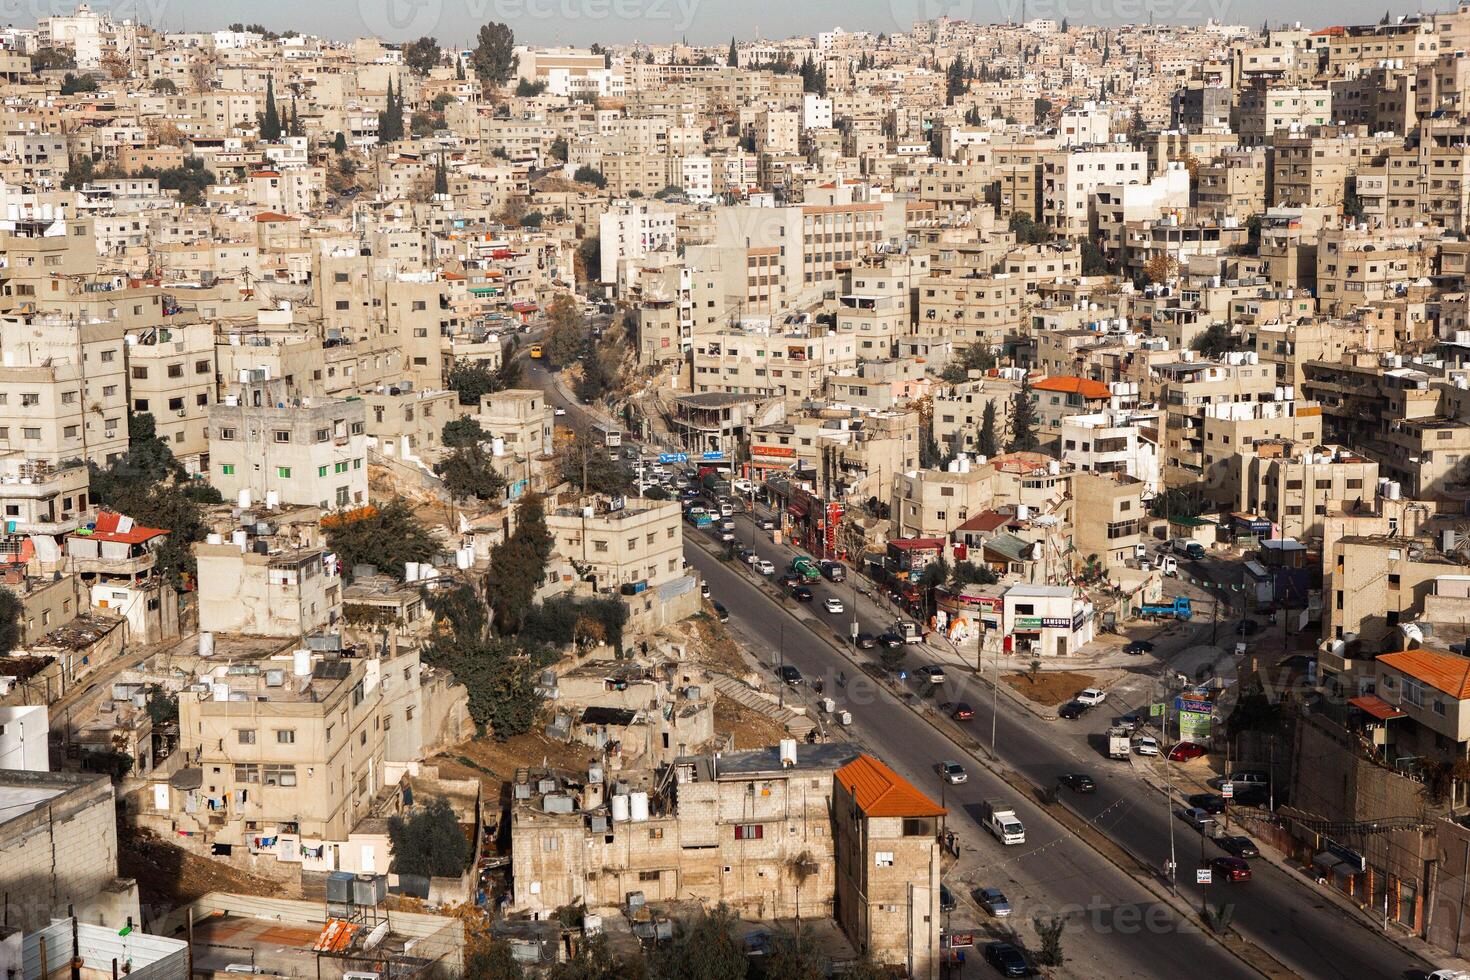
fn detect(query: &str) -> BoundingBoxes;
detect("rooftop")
[835,753,946,818]
[1378,647,1470,700]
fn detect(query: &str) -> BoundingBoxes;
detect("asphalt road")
[688,542,1256,979]
[688,516,1430,980]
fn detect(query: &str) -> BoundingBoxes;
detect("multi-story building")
[544,495,684,593]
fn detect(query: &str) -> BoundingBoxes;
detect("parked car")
[1227,770,1270,785]
[976,887,1012,917]
[553,407,567,416]
[793,586,814,603]
[878,632,904,648]
[1168,740,1208,762]
[939,760,967,784]
[824,597,845,614]
[1217,836,1259,859]
[700,582,710,598]
[939,883,956,912]
[1075,687,1107,705]
[951,702,975,721]
[738,548,756,564]
[1124,640,1155,655]
[1209,856,1253,882]
[778,665,803,686]
[1059,773,1097,793]
[916,665,946,684]
[711,601,729,623]
[780,573,802,589]
[856,632,877,650]
[755,559,775,575]
[1175,807,1216,831]
[1188,793,1227,815]
[983,942,1029,978]
[1058,700,1090,720]
[1135,736,1160,756]
[758,517,777,530]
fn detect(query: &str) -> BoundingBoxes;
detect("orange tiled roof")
[1379,648,1470,701]
[835,754,946,818]
[1032,376,1111,400]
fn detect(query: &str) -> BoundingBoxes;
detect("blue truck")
[1138,596,1193,620]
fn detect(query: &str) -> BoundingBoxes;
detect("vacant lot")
[1001,669,1097,707]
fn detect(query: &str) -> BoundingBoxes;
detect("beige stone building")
[1236,441,1379,541]
[1072,471,1146,570]
[124,319,215,472]
[545,495,685,593]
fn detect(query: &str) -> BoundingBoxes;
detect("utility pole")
[1158,673,1178,896]
[778,622,786,709]
[991,639,1001,758]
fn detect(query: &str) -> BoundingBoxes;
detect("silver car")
[977,887,1012,917]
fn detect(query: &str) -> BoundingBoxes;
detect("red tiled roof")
[253,211,296,223]
[1379,648,1470,701]
[957,511,1010,533]
[836,754,946,818]
[1348,694,1406,721]
[1032,376,1112,400]
[89,510,169,546]
[888,537,946,550]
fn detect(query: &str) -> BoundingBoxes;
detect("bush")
[387,797,470,877]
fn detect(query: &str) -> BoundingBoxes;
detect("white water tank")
[421,565,438,581]
[1017,503,1030,521]
[405,562,421,582]
[492,438,505,458]
[1048,460,1061,475]
[1387,482,1402,500]
[206,532,223,545]
[629,792,650,822]
[237,489,252,509]
[456,547,472,570]
[611,794,631,822]
[293,649,312,676]
[265,489,280,510]
[211,683,228,702]
[199,632,214,657]
[779,738,798,767]
[232,530,248,552]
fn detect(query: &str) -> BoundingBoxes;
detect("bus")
[528,344,544,359]
[593,422,622,448]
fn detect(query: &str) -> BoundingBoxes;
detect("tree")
[59,72,97,95]
[572,165,607,188]
[1034,96,1053,122]
[951,560,998,586]
[1192,322,1248,358]
[321,499,438,581]
[31,47,75,72]
[443,417,485,449]
[650,904,745,980]
[1034,913,1067,966]
[434,155,449,195]
[514,78,547,97]
[402,36,441,75]
[1008,376,1038,452]
[472,22,518,86]
[1081,239,1114,275]
[543,294,586,366]
[388,796,471,878]
[446,356,520,406]
[548,934,644,980]
[144,684,179,726]
[1344,184,1366,222]
[978,400,1000,457]
[333,131,347,153]
[762,933,826,980]
[1009,212,1049,244]
[464,942,525,980]
[260,75,281,140]
[435,444,507,503]
[378,78,403,143]
[0,587,20,657]
[1127,107,1147,143]
[150,77,177,94]
[550,135,568,162]
[559,426,633,496]
[139,158,216,206]
[1143,253,1178,284]
[487,493,553,634]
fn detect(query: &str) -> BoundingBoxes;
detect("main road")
[685,526,1429,980]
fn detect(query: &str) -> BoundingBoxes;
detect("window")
[263,764,296,786]
[638,870,661,882]
[277,467,292,478]
[273,430,291,443]
[218,427,235,440]
[734,823,763,840]
[221,464,235,475]
[236,728,256,744]
[167,364,184,379]
[594,539,608,553]
[1403,677,1425,708]
[275,729,296,744]
[195,359,211,374]
[875,851,895,867]
[234,764,260,783]
[131,367,148,380]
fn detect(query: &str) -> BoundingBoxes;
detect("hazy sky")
[63,0,1435,47]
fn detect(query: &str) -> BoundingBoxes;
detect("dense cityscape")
[3,3,1470,978]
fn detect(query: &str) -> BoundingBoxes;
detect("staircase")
[712,676,815,738]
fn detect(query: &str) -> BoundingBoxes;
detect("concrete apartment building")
[931,379,1017,457]
[1196,149,1269,222]
[1155,353,1283,488]
[1233,83,1333,146]
[599,201,677,286]
[832,754,945,979]
[477,388,555,461]
[125,319,215,472]
[891,461,996,539]
[1060,411,1161,493]
[545,495,684,593]
[208,379,368,511]
[195,533,342,638]
[1236,441,1379,541]
[0,769,139,932]
[1072,471,1147,570]
[916,272,1023,348]
[1041,147,1148,237]
[691,328,858,401]
[836,254,927,358]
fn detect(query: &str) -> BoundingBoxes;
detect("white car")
[939,761,967,784]
[553,407,566,416]
[755,559,775,575]
[824,597,845,614]
[1075,687,1107,706]
[917,665,946,684]
[1135,736,1160,756]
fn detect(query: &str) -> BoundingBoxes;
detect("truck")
[819,560,846,583]
[790,556,822,582]
[1170,538,1206,560]
[1138,596,1193,620]
[1107,726,1133,760]
[701,472,732,498]
[894,620,924,644]
[979,799,1026,845]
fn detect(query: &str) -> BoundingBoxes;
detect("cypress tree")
[978,400,999,457]
[1008,376,1038,452]
[260,74,281,141]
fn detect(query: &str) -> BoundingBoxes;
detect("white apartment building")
[1058,410,1162,497]
[599,201,677,286]
[802,94,834,131]
[1043,147,1148,237]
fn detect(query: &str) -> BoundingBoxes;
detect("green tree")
[60,72,97,95]
[464,942,525,980]
[550,135,568,162]
[1034,96,1053,121]
[402,36,441,75]
[387,796,471,877]
[650,904,745,980]
[543,293,586,366]
[139,158,216,206]
[150,77,177,94]
[378,78,403,143]
[1192,322,1248,358]
[333,131,347,153]
[472,22,518,85]
[144,684,178,726]
[1343,183,1366,222]
[761,931,826,980]
[1081,239,1114,275]
[951,559,998,586]
[487,493,553,633]
[548,934,644,980]
[0,587,21,656]
[1009,212,1049,244]
[514,78,547,97]
[322,498,438,581]
[727,37,738,67]
[30,47,75,72]
[573,165,607,188]
[978,399,999,457]
[559,426,632,496]
[446,355,520,406]
[434,155,449,195]
[435,445,507,502]
[1008,376,1039,452]
[1034,913,1067,966]
[260,74,281,140]
[442,416,485,448]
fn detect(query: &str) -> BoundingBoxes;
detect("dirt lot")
[714,695,790,750]
[431,729,594,795]
[120,827,287,911]
[1001,669,1097,707]
[686,612,749,676]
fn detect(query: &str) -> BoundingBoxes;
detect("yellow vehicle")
[529,344,544,359]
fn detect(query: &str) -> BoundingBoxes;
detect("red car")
[951,702,975,721]
[1168,741,1207,762]
[1209,856,1252,882]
